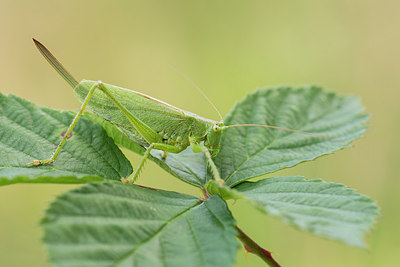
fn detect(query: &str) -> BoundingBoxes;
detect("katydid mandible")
[28,39,317,184]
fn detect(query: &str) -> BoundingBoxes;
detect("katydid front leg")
[190,139,224,185]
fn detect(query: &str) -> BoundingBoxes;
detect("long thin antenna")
[169,64,223,121]
[224,124,328,138]
[32,38,79,88]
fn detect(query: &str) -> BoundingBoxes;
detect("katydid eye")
[213,125,219,132]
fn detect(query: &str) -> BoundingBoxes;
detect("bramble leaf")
[214,86,369,186]
[0,93,132,186]
[42,181,239,267]
[234,176,379,248]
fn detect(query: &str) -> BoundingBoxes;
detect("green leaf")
[0,93,132,186]
[86,114,207,187]
[214,86,369,186]
[234,176,379,248]
[42,181,239,267]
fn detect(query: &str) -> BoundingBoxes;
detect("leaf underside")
[0,93,132,186]
[234,176,379,248]
[42,181,239,267]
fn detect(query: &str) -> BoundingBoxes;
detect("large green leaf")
[234,176,379,248]
[214,86,369,186]
[86,114,207,187]
[0,94,132,186]
[42,181,239,267]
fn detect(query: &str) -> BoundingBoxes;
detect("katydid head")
[204,121,225,157]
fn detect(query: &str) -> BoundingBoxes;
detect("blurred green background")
[0,0,398,266]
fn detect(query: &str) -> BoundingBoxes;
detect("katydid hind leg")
[27,83,99,167]
[95,82,162,145]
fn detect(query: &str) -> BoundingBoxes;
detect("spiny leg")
[27,82,99,167]
[189,140,224,185]
[121,144,156,184]
[122,142,183,184]
[203,148,224,185]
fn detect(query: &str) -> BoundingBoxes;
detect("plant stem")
[235,226,281,267]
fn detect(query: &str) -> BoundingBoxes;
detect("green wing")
[75,80,193,148]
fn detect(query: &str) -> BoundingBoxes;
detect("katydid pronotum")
[28,39,319,185]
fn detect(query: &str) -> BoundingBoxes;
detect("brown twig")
[235,226,281,267]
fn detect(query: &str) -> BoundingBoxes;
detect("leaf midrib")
[113,200,202,266]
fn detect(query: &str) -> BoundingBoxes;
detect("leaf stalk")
[235,226,281,267]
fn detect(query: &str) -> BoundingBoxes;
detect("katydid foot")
[27,159,55,167]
